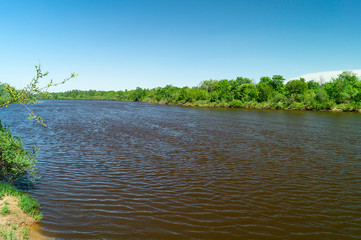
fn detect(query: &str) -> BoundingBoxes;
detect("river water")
[0,100,360,239]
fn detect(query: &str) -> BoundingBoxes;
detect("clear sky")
[1,0,361,92]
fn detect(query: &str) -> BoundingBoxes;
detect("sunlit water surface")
[1,100,360,240]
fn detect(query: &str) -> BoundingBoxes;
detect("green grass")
[21,227,29,240]
[0,226,30,240]
[0,226,17,240]
[0,183,42,221]
[0,204,10,215]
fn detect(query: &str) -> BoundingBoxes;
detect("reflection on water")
[1,100,361,239]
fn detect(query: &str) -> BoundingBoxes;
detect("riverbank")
[38,71,361,113]
[41,97,361,113]
[0,184,42,240]
[1,99,360,239]
[141,98,361,112]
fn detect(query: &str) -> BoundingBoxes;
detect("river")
[0,100,360,239]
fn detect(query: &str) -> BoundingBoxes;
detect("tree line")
[37,71,361,112]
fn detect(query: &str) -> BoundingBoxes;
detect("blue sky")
[1,0,361,91]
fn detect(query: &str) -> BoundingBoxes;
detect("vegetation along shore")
[40,71,361,112]
[0,184,42,240]
[0,66,77,240]
[0,70,360,239]
[0,122,43,240]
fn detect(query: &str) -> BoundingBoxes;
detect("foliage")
[0,65,73,239]
[0,65,77,186]
[0,65,77,126]
[40,71,361,112]
[0,121,38,184]
[285,78,308,95]
[323,71,360,104]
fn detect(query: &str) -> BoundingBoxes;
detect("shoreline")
[0,195,52,240]
[37,71,361,113]
[40,98,361,113]
[149,99,361,113]
[28,224,55,240]
[0,184,46,240]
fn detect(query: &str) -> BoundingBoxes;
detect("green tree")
[128,87,147,101]
[259,75,285,91]
[257,81,274,102]
[324,71,360,104]
[216,80,233,102]
[285,78,308,96]
[239,83,258,102]
[235,77,252,85]
[199,80,218,92]
[271,75,285,92]
[307,80,320,91]
[38,72,361,112]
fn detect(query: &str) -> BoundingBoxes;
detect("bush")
[270,93,287,106]
[320,100,336,110]
[229,99,243,108]
[0,121,38,184]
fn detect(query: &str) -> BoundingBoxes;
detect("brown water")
[1,100,361,240]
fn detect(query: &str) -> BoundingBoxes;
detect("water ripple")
[0,100,360,239]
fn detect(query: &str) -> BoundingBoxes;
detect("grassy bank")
[138,98,361,112]
[0,120,42,240]
[0,184,42,240]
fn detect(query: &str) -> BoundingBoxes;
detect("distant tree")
[239,83,258,102]
[324,71,360,103]
[271,75,285,92]
[216,80,233,102]
[259,76,272,85]
[235,77,252,85]
[257,81,274,102]
[285,78,308,96]
[129,87,147,102]
[199,80,218,92]
[307,80,320,91]
[37,72,361,112]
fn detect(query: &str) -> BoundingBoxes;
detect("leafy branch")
[0,65,78,126]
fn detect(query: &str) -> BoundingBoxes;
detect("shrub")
[0,121,38,184]
[229,99,243,108]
